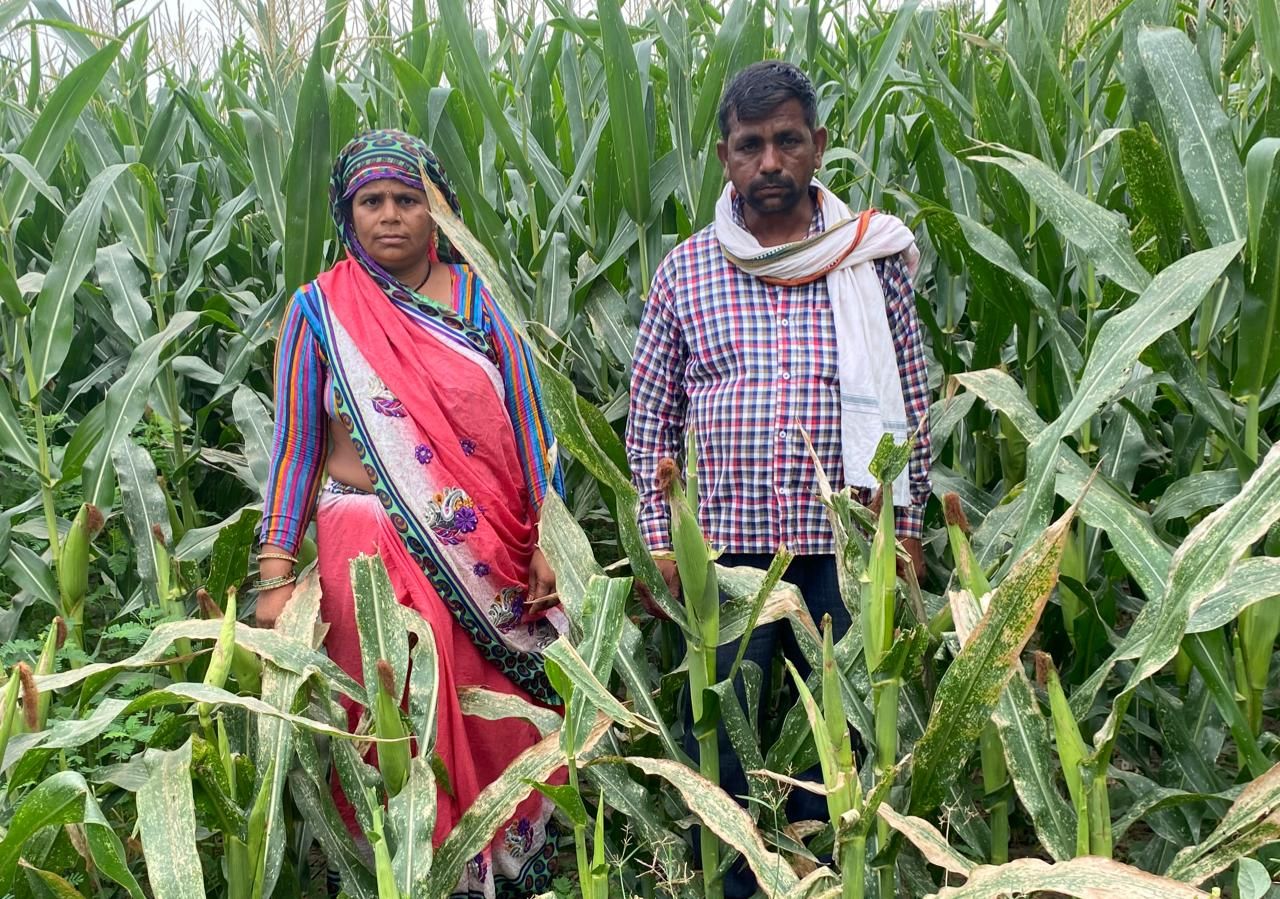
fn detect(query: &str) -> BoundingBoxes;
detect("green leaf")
[908,502,1074,818]
[204,507,262,609]
[428,715,612,897]
[877,803,976,877]
[282,37,333,295]
[0,770,142,896]
[1235,857,1271,899]
[112,439,169,599]
[598,0,651,227]
[974,147,1152,294]
[137,740,204,899]
[1,39,122,222]
[236,108,286,243]
[29,162,141,389]
[1186,557,1280,633]
[1015,241,1242,555]
[286,769,378,898]
[0,251,29,318]
[690,0,764,148]
[621,755,801,896]
[387,756,436,896]
[991,671,1075,862]
[1165,760,1280,883]
[82,310,200,512]
[350,553,410,709]
[933,856,1210,898]
[457,686,563,738]
[1239,137,1280,396]
[1128,440,1280,689]
[0,383,39,474]
[543,637,651,735]
[529,781,590,828]
[1260,0,1280,79]
[36,602,360,701]
[1138,27,1247,247]
[845,0,922,138]
[230,385,273,492]
[436,0,534,184]
[5,544,58,608]
[94,242,152,344]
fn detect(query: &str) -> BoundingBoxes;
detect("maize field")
[0,0,1277,895]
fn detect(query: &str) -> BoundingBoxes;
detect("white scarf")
[714,179,919,502]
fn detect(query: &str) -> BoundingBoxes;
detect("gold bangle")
[257,552,299,564]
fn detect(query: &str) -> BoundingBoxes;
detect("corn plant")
[0,0,1277,895]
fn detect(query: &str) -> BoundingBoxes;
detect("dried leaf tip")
[656,458,677,495]
[943,493,970,534]
[376,659,396,697]
[17,663,37,730]
[84,504,104,537]
[53,617,66,650]
[1033,651,1052,689]
[196,589,220,619]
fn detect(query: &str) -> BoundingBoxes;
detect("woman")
[256,129,564,897]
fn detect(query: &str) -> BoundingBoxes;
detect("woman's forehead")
[352,178,427,197]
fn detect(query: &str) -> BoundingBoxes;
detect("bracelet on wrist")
[257,551,299,564]
[253,574,297,591]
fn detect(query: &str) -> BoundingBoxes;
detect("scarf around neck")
[714,179,919,502]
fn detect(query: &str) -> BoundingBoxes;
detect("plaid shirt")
[626,193,932,555]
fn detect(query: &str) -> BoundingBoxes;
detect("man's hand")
[900,537,925,582]
[526,548,559,614]
[636,558,680,619]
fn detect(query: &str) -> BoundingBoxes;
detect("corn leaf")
[1138,27,1247,246]
[931,857,1210,899]
[622,755,802,896]
[908,503,1074,818]
[136,740,204,899]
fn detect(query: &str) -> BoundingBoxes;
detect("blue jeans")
[682,553,854,898]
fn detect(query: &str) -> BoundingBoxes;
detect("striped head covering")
[330,129,464,281]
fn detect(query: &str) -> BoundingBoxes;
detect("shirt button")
[778,430,787,439]
[780,318,789,326]
[781,371,791,380]
[778,487,789,495]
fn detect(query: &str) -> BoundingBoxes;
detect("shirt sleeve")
[878,255,933,539]
[625,264,689,552]
[259,293,330,554]
[480,288,565,511]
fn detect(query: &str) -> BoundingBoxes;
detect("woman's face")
[350,178,435,280]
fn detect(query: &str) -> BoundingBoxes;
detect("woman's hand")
[525,547,559,614]
[254,583,295,628]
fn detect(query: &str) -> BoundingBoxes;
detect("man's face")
[717,98,827,217]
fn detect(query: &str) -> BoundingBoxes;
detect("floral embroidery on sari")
[415,443,433,464]
[489,587,526,632]
[369,374,406,417]
[460,437,477,456]
[425,487,481,544]
[504,818,535,858]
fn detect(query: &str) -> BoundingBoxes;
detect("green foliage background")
[0,0,1277,895]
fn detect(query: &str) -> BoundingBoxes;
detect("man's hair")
[717,61,818,138]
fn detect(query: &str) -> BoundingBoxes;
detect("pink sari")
[310,259,564,896]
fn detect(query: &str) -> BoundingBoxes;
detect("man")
[625,60,932,893]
